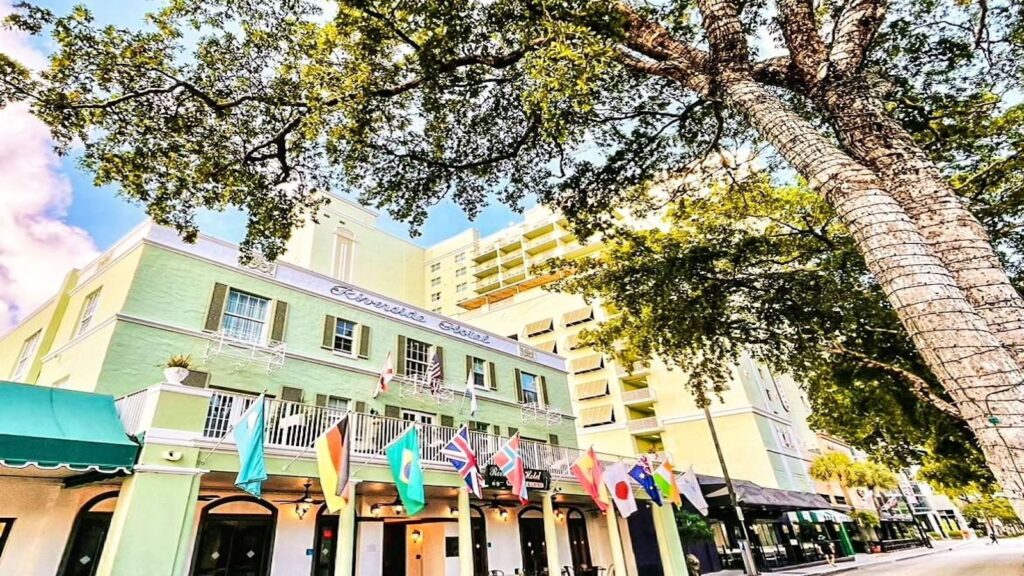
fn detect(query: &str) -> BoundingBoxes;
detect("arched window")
[58,491,119,576]
[470,505,489,575]
[191,496,277,576]
[518,506,547,574]
[311,504,338,576]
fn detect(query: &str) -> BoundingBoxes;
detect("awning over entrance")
[697,474,833,511]
[0,381,139,473]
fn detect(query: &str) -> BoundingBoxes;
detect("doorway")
[382,523,407,576]
[190,496,276,576]
[58,492,119,576]
[566,508,593,574]
[471,507,489,575]
[519,517,547,576]
[311,509,339,576]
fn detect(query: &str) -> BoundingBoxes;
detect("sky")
[0,0,530,331]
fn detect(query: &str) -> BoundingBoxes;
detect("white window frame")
[431,277,441,287]
[454,252,466,263]
[332,318,357,355]
[400,409,434,425]
[332,229,356,283]
[430,262,441,273]
[431,292,441,302]
[519,371,540,405]
[456,282,467,293]
[77,289,102,335]
[220,289,271,343]
[471,357,489,389]
[326,395,350,411]
[405,338,431,378]
[10,330,41,381]
[456,267,466,277]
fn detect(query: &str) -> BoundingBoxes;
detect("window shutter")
[514,368,524,403]
[508,426,519,437]
[441,415,454,428]
[488,362,497,390]
[465,355,473,378]
[182,370,209,388]
[492,425,501,436]
[540,375,549,406]
[548,434,559,445]
[355,401,367,414]
[281,386,303,403]
[204,283,228,332]
[396,336,407,375]
[315,394,327,407]
[358,325,371,359]
[270,301,289,342]
[435,346,444,371]
[322,316,336,349]
[385,405,400,419]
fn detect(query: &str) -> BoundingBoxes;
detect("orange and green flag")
[654,456,682,507]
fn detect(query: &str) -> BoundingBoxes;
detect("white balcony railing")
[197,391,624,478]
[115,389,149,436]
[622,388,657,405]
[203,330,286,375]
[627,416,663,434]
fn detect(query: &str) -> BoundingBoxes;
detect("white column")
[335,485,358,576]
[458,488,474,576]
[542,493,561,576]
[605,508,628,574]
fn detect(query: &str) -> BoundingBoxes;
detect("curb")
[769,540,974,575]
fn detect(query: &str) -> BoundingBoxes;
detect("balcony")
[627,416,663,435]
[622,388,657,407]
[473,260,499,278]
[475,275,500,292]
[525,234,558,255]
[202,330,286,375]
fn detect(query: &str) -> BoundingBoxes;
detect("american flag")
[493,433,528,504]
[428,347,444,393]
[441,425,483,499]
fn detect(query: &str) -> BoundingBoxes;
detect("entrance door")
[471,516,489,575]
[519,518,547,576]
[59,512,112,576]
[312,514,339,576]
[382,523,407,576]
[567,513,592,574]
[192,517,275,576]
[626,507,664,576]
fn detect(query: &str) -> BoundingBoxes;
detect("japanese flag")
[602,462,638,517]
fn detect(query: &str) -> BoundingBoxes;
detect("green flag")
[386,426,426,516]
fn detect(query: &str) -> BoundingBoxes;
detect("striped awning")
[524,318,554,337]
[563,306,594,327]
[565,334,586,350]
[579,404,615,427]
[535,340,557,353]
[570,354,604,374]
[576,379,609,400]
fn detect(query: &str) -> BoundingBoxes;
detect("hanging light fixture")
[449,506,459,517]
[411,529,423,544]
[295,502,311,520]
[554,509,565,522]
[498,508,509,522]
[370,503,382,517]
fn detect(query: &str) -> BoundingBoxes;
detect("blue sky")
[31,0,531,251]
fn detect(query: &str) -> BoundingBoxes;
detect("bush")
[927,531,942,540]
[949,531,965,539]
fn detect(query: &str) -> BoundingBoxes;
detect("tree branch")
[775,0,829,85]
[612,3,712,95]
[827,343,963,420]
[828,0,889,77]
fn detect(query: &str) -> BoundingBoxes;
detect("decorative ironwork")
[398,375,455,406]
[520,402,563,428]
[202,330,286,375]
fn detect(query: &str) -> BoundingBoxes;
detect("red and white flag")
[602,462,638,517]
[493,433,528,504]
[374,351,395,398]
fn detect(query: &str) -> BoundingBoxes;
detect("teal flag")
[233,394,267,497]
[386,426,426,516]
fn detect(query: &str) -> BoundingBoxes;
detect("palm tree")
[809,452,858,508]
[852,462,899,519]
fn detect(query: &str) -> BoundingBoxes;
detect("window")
[518,371,539,404]
[10,331,41,381]
[405,338,431,378]
[221,289,270,342]
[471,357,487,388]
[430,262,441,273]
[401,409,434,425]
[834,495,848,505]
[455,252,466,263]
[431,292,441,302]
[432,307,442,313]
[431,277,441,287]
[333,318,357,354]
[77,289,102,335]
[524,318,554,337]
[326,396,349,411]
[457,283,467,293]
[333,229,355,282]
[456,267,466,277]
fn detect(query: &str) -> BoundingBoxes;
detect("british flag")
[442,425,484,498]
[493,433,528,504]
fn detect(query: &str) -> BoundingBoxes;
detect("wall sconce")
[295,502,311,520]
[554,509,565,522]
[449,506,459,517]
[393,503,404,515]
[411,529,423,544]
[370,503,382,518]
[498,508,509,522]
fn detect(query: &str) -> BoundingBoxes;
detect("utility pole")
[704,405,759,575]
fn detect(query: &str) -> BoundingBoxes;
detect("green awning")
[0,381,139,473]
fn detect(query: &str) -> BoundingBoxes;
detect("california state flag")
[374,351,395,398]
[602,462,638,517]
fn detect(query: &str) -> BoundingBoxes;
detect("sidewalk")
[714,539,977,576]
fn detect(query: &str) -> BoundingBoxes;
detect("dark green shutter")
[182,370,209,388]
[271,301,288,342]
[385,405,400,419]
[322,316,336,349]
[315,394,327,407]
[508,426,518,437]
[435,346,444,373]
[514,368,524,403]
[204,283,228,332]
[281,386,303,403]
[488,362,497,390]
[358,325,371,359]
[540,375,549,406]
[355,401,367,414]
[441,415,454,428]
[492,425,501,436]
[396,336,407,375]
[548,434,559,445]
[465,355,473,378]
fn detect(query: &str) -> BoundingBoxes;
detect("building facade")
[0,221,688,576]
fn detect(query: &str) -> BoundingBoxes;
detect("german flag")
[315,415,351,512]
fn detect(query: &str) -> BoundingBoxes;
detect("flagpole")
[281,409,351,471]
[198,390,266,465]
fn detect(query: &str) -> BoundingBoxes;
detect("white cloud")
[0,2,99,332]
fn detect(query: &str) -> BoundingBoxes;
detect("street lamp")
[704,405,760,575]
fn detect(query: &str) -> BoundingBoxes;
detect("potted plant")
[164,354,192,385]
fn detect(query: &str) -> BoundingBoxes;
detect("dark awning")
[0,381,139,473]
[697,473,833,511]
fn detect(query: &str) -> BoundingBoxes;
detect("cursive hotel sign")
[330,285,426,323]
[438,320,491,344]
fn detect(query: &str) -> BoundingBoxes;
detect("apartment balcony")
[621,387,657,407]
[627,416,664,435]
[501,266,527,284]
[473,244,499,264]
[616,361,651,379]
[475,275,501,292]
[525,234,558,255]
[473,260,499,278]
[498,236,522,253]
[523,219,557,240]
[500,252,525,269]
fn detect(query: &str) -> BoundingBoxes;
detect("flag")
[442,425,484,499]
[465,371,479,416]
[629,456,662,506]
[278,410,305,430]
[653,456,682,507]
[315,415,351,512]
[677,466,708,515]
[493,433,528,504]
[603,462,638,517]
[233,394,267,498]
[570,446,609,511]
[374,351,395,398]
[386,426,426,515]
[428,347,444,393]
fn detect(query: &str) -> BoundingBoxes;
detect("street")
[854,539,1024,575]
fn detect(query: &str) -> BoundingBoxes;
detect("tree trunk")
[819,80,1024,366]
[715,73,1024,517]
